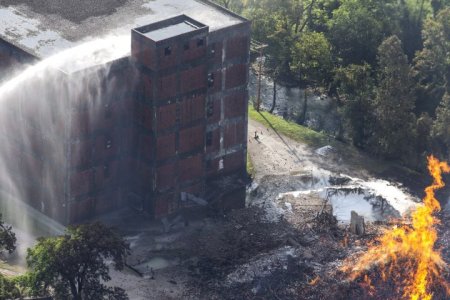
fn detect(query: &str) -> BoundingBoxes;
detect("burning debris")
[344,156,450,300]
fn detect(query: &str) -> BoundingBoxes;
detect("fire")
[345,156,450,300]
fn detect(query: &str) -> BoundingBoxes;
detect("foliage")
[372,36,417,160]
[412,8,450,115]
[291,31,333,84]
[0,273,20,300]
[26,222,130,300]
[327,0,384,65]
[218,0,450,167]
[432,93,450,159]
[246,152,255,178]
[335,63,375,148]
[248,105,329,147]
[213,0,244,13]
[0,214,15,254]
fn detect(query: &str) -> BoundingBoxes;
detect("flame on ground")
[344,155,450,300]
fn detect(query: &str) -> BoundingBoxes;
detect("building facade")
[0,1,250,224]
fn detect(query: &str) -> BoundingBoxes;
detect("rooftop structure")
[0,0,244,60]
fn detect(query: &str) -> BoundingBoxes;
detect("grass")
[246,152,255,178]
[248,105,330,148]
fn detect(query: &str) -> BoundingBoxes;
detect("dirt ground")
[1,115,447,299]
[98,117,445,299]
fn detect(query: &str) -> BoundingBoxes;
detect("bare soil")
[103,118,450,299]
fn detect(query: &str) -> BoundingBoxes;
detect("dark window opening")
[208,73,215,88]
[164,46,172,56]
[105,137,113,149]
[184,42,190,51]
[197,38,204,47]
[207,99,214,117]
[206,132,213,146]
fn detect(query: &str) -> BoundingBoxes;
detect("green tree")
[372,35,417,160]
[412,8,450,116]
[211,0,244,13]
[416,112,433,154]
[334,63,375,148]
[244,0,321,81]
[0,214,15,254]
[431,93,450,158]
[0,274,20,300]
[26,222,130,300]
[327,0,384,65]
[291,31,333,84]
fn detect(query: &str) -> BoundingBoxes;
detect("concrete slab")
[0,0,243,61]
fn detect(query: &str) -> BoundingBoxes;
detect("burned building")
[0,1,250,224]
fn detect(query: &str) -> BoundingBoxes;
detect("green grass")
[246,152,255,178]
[248,105,330,147]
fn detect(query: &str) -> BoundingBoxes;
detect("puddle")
[251,171,419,224]
[134,256,180,275]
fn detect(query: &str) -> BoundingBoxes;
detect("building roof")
[0,0,244,59]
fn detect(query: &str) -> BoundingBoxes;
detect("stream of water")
[0,35,131,265]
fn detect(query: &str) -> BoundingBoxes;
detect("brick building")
[0,1,250,224]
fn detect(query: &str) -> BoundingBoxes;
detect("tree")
[26,222,130,300]
[412,8,450,116]
[372,35,417,160]
[416,112,433,155]
[244,0,321,82]
[0,214,15,254]
[327,0,384,65]
[211,0,244,13]
[291,31,333,85]
[431,55,450,158]
[334,63,375,148]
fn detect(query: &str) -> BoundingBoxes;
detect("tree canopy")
[26,222,130,300]
[213,0,450,165]
[0,214,15,254]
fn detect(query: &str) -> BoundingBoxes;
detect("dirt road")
[247,119,373,180]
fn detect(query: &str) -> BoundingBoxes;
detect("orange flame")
[345,155,450,300]
[308,276,321,286]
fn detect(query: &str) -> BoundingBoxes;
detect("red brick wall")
[156,103,177,130]
[156,162,176,190]
[182,39,207,62]
[225,64,248,89]
[180,65,206,93]
[223,150,245,174]
[179,125,205,154]
[224,122,246,148]
[226,36,250,61]
[70,170,93,197]
[157,73,178,99]
[158,43,178,69]
[179,154,203,183]
[224,90,247,119]
[138,133,153,161]
[207,98,221,124]
[156,133,176,160]
[180,95,205,126]
[206,128,220,154]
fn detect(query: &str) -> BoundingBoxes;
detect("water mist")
[0,35,135,263]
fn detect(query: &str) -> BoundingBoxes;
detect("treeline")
[214,0,450,168]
